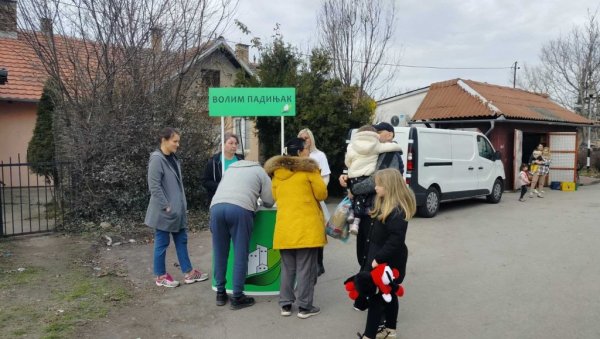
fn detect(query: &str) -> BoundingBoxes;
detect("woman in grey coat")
[145,127,209,288]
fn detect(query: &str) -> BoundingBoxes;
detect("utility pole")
[512,61,519,88]
[586,93,596,171]
[585,69,593,171]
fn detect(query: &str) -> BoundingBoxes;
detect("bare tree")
[317,0,399,99]
[12,0,238,222]
[519,11,600,141]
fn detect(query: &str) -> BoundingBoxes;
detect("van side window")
[477,136,494,160]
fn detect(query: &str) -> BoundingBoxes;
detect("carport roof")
[412,79,593,125]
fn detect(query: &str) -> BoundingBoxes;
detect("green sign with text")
[208,87,296,117]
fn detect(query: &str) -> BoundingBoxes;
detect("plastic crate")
[561,182,576,191]
[550,181,561,190]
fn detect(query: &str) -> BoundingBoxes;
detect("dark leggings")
[519,185,528,199]
[363,294,399,338]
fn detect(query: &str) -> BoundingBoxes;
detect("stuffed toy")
[343,263,404,310]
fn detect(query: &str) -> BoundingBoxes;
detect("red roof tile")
[413,79,593,124]
[0,34,46,101]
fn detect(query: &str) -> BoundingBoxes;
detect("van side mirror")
[494,150,502,161]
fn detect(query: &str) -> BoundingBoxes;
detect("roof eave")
[0,97,39,103]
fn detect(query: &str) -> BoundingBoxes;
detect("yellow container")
[561,182,576,191]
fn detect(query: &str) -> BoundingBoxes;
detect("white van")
[349,126,505,217]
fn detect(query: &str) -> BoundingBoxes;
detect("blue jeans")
[153,228,192,276]
[210,203,254,297]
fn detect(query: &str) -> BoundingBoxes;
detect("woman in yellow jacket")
[264,137,328,319]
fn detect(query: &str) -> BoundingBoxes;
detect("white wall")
[375,90,428,126]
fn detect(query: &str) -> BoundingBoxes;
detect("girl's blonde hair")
[542,146,551,158]
[370,168,416,222]
[297,128,318,153]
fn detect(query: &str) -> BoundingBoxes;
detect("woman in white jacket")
[345,125,402,234]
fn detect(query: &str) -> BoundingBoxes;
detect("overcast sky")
[223,0,599,101]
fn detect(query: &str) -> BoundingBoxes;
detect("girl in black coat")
[360,168,416,339]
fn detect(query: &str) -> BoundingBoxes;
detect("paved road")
[202,185,600,339]
[85,184,600,339]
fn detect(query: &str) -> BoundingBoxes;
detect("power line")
[222,37,513,71]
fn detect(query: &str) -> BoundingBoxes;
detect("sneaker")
[540,190,545,193]
[537,194,544,198]
[155,273,180,288]
[519,198,525,202]
[376,327,397,338]
[533,189,539,194]
[280,304,292,317]
[230,294,255,310]
[216,291,228,306]
[529,193,534,198]
[297,306,320,319]
[184,269,208,284]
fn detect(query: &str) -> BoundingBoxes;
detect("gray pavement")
[197,184,600,339]
[86,183,600,339]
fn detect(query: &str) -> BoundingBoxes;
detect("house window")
[234,118,250,153]
[201,69,220,88]
[477,135,494,160]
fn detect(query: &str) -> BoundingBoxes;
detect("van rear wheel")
[486,179,503,203]
[418,187,440,218]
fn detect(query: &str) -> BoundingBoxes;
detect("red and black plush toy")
[344,263,404,310]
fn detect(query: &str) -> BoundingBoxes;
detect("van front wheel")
[486,179,503,203]
[418,187,440,218]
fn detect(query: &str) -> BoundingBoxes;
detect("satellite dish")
[390,115,400,126]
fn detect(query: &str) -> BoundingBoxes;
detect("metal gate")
[0,157,69,237]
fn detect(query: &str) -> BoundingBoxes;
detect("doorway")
[522,133,547,164]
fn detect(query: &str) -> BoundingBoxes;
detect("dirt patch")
[0,234,135,338]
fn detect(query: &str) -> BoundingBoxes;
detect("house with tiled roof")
[375,78,595,190]
[0,0,259,173]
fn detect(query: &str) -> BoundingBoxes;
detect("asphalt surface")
[80,183,600,339]
[197,184,600,339]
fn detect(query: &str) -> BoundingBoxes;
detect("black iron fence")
[0,156,70,237]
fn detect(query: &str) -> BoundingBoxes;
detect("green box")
[211,209,281,295]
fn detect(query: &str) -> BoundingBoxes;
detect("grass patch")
[42,270,132,338]
[0,266,44,288]
[0,240,132,339]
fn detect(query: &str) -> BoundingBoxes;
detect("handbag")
[326,197,351,241]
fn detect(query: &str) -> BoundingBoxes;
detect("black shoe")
[280,304,292,317]
[230,294,255,310]
[216,291,228,306]
[297,306,320,319]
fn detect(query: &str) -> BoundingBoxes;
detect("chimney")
[235,43,249,64]
[40,17,52,35]
[0,0,17,39]
[150,27,163,52]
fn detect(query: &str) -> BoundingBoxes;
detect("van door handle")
[478,166,484,170]
[468,167,474,170]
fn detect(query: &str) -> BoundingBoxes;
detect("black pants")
[363,294,399,338]
[317,247,324,269]
[519,185,528,199]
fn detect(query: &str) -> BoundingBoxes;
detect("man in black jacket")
[339,122,404,268]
